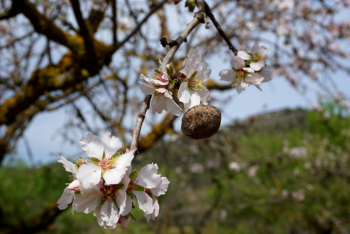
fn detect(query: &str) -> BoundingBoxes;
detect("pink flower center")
[99,159,115,171]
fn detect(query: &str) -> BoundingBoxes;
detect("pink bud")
[67,180,80,191]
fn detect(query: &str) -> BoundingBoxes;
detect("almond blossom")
[219,57,265,93]
[92,175,130,229]
[125,163,170,222]
[178,48,212,109]
[237,42,268,71]
[76,132,135,189]
[139,60,182,116]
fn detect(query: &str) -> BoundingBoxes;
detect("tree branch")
[204,2,238,55]
[130,6,206,153]
[70,0,95,54]
[112,0,117,48]
[114,0,167,52]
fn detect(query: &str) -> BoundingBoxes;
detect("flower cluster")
[57,132,170,229]
[140,44,272,116]
[219,42,272,93]
[140,48,211,115]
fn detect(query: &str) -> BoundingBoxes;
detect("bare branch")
[130,7,207,153]
[130,95,152,151]
[70,0,95,52]
[112,0,118,48]
[114,0,167,52]
[205,1,238,55]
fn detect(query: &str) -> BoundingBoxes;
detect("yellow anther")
[252,53,261,62]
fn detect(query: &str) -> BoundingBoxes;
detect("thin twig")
[204,2,238,55]
[111,0,117,48]
[114,0,167,52]
[130,95,152,151]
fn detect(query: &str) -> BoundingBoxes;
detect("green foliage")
[1,108,350,233]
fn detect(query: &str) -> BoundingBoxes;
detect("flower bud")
[76,157,87,166]
[181,104,221,139]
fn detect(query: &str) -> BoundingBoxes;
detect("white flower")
[237,42,268,71]
[140,60,182,116]
[118,17,132,30]
[228,161,241,172]
[219,57,264,93]
[288,147,307,158]
[178,48,212,109]
[274,0,294,10]
[72,180,103,214]
[76,132,135,189]
[125,163,170,222]
[144,177,170,222]
[92,175,130,229]
[145,198,159,222]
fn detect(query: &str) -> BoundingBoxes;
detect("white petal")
[76,162,102,189]
[136,163,162,189]
[101,132,122,158]
[80,133,104,160]
[139,82,156,95]
[189,92,201,109]
[121,196,133,216]
[246,73,264,85]
[57,187,75,210]
[235,79,248,94]
[152,198,159,220]
[159,59,169,81]
[250,60,265,71]
[178,82,190,104]
[115,190,127,215]
[103,150,134,185]
[57,156,77,175]
[242,67,255,73]
[197,86,211,105]
[73,188,102,213]
[156,88,173,99]
[145,213,151,223]
[260,70,272,83]
[151,177,170,197]
[140,74,168,86]
[101,198,120,227]
[237,51,251,60]
[197,62,211,81]
[67,180,80,191]
[93,205,104,227]
[259,46,268,59]
[230,57,245,70]
[180,48,201,77]
[165,98,182,116]
[219,69,236,82]
[151,95,166,114]
[145,198,159,222]
[250,42,260,54]
[120,174,130,192]
[134,191,153,214]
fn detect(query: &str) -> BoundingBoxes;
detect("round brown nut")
[181,104,221,140]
